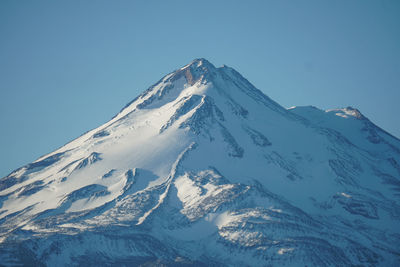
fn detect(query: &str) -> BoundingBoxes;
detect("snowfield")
[1,59,399,266]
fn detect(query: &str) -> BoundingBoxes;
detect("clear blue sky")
[1,0,399,177]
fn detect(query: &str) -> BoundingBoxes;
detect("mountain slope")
[1,59,399,266]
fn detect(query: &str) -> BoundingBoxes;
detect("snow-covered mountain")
[1,58,399,266]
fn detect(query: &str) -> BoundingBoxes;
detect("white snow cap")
[327,106,366,120]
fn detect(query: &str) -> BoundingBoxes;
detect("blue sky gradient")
[1,0,399,177]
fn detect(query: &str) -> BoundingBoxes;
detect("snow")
[1,58,399,266]
[277,248,294,255]
[341,192,352,198]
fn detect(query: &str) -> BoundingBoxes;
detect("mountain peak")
[180,58,216,76]
[120,58,288,119]
[327,106,366,120]
[289,105,367,121]
[186,58,214,68]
